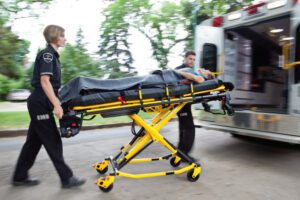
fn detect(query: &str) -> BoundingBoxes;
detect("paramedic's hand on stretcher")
[176,71,205,83]
[198,69,215,79]
[40,75,64,119]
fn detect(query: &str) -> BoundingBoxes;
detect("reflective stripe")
[40,72,53,76]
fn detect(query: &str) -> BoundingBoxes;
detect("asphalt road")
[0,122,299,200]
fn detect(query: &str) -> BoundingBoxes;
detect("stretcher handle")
[282,43,300,70]
[82,115,96,120]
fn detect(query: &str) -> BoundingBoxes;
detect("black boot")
[12,177,40,186]
[62,176,86,188]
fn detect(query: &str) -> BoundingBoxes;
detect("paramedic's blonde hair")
[43,25,65,44]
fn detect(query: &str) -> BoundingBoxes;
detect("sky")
[10,0,185,75]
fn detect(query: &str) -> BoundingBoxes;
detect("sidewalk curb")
[0,118,178,138]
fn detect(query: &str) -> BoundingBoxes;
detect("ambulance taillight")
[212,16,223,27]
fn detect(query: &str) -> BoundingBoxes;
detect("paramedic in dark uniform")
[12,25,85,188]
[175,51,214,159]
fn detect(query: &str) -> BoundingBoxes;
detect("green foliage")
[0,74,24,99]
[0,74,11,99]
[0,0,52,99]
[0,24,30,78]
[0,110,154,129]
[0,0,52,20]
[133,1,189,69]
[98,0,149,78]
[60,43,103,84]
[60,29,103,84]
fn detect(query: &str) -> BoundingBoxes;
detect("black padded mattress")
[62,79,222,108]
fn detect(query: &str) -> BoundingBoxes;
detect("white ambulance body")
[195,0,300,143]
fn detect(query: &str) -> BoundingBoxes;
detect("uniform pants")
[177,104,195,154]
[12,89,73,183]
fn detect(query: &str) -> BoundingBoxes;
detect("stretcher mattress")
[59,69,183,104]
[64,79,223,107]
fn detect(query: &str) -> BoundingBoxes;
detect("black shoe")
[62,176,86,188]
[202,102,211,112]
[12,178,40,186]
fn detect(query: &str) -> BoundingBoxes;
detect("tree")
[0,0,52,99]
[100,0,255,71]
[0,1,53,71]
[0,20,30,78]
[60,29,103,84]
[0,0,51,21]
[98,0,142,78]
[133,1,189,69]
[75,27,86,52]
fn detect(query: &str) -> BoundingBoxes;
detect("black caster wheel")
[170,157,181,167]
[96,166,108,174]
[187,169,200,182]
[99,183,113,193]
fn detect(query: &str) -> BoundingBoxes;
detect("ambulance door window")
[201,43,217,72]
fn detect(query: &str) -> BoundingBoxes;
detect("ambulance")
[195,0,300,143]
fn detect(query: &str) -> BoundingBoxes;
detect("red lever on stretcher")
[117,96,126,104]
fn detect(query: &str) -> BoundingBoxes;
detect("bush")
[0,74,11,99]
[0,74,25,100]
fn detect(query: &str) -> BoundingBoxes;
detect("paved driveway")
[0,122,299,200]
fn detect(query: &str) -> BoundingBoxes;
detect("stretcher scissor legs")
[93,103,202,192]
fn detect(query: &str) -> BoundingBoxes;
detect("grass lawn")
[0,111,156,129]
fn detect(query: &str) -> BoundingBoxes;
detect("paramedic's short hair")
[185,50,196,58]
[43,25,65,44]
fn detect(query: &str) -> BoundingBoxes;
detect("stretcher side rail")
[74,91,232,117]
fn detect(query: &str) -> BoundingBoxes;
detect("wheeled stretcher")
[58,70,234,192]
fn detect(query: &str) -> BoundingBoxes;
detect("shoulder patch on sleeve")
[43,53,53,63]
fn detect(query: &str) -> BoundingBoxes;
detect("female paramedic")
[12,25,85,188]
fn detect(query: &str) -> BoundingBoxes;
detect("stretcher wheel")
[170,157,181,167]
[97,176,115,192]
[94,160,109,174]
[99,183,113,193]
[187,169,200,182]
[96,166,108,174]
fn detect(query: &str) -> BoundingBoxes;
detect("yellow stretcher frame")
[70,84,229,192]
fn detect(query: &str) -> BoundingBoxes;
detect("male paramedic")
[12,25,86,188]
[175,51,214,160]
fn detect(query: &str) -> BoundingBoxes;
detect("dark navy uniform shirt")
[175,64,207,79]
[31,44,61,90]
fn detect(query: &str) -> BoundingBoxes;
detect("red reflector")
[212,16,223,27]
[248,7,258,15]
[71,123,76,127]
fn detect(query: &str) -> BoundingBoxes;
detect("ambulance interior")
[224,15,294,113]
